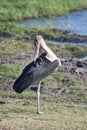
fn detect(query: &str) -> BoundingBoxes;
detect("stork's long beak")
[34,38,37,47]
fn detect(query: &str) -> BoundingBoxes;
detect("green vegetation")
[0,22,29,39]
[0,64,20,81]
[0,0,87,21]
[0,91,87,130]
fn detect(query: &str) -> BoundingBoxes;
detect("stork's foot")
[37,111,44,114]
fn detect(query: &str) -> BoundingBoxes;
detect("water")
[82,56,87,60]
[20,9,87,59]
[20,9,87,36]
[48,40,87,46]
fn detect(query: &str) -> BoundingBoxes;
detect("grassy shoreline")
[0,0,87,21]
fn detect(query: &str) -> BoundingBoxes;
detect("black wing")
[13,54,58,93]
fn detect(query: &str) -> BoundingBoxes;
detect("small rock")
[76,61,85,67]
[0,101,5,104]
[75,69,80,75]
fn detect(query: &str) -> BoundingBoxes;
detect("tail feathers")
[13,73,32,93]
[13,61,34,93]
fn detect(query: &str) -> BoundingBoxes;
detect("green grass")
[0,92,87,130]
[0,22,29,39]
[0,0,87,21]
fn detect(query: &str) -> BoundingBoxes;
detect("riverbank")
[1,26,87,46]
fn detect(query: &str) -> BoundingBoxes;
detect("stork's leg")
[37,81,43,114]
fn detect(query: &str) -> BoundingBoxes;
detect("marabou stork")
[13,35,61,114]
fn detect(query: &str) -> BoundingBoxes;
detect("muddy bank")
[0,32,12,38]
[55,34,87,44]
[59,56,87,80]
[0,31,87,45]
[42,30,87,44]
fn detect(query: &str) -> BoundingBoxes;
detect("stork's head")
[34,35,44,46]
